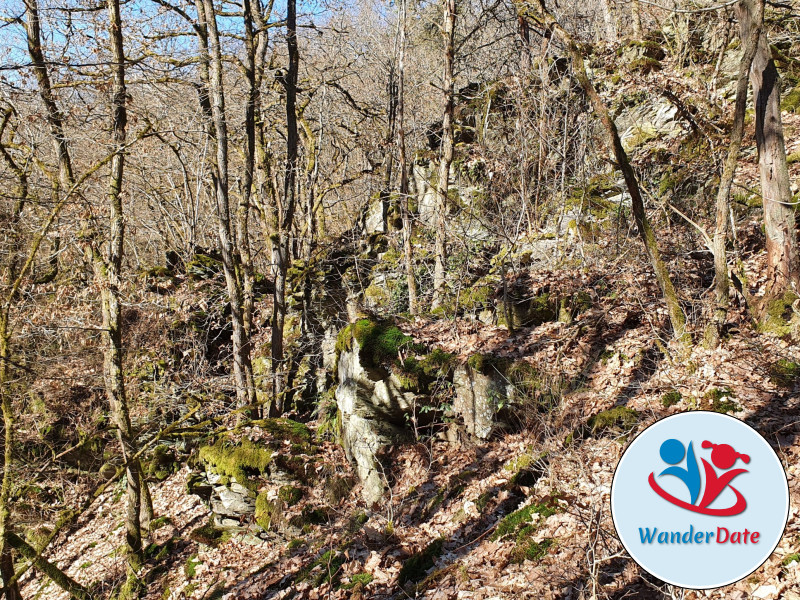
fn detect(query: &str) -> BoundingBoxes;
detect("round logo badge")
[611,411,789,589]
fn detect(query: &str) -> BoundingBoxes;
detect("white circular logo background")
[611,411,789,589]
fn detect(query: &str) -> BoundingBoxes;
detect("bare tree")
[432,0,457,311]
[737,0,800,302]
[84,0,147,590]
[397,0,419,315]
[271,0,301,414]
[708,0,764,346]
[194,0,257,409]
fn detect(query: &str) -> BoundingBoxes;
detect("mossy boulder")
[198,438,273,491]
[146,445,177,481]
[186,251,223,280]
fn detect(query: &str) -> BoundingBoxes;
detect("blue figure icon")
[658,438,701,505]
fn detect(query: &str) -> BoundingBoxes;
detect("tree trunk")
[737,0,800,300]
[23,0,74,191]
[708,0,763,347]
[6,533,93,600]
[397,0,419,315]
[432,0,456,311]
[98,0,145,588]
[198,0,255,409]
[271,0,300,415]
[520,0,688,341]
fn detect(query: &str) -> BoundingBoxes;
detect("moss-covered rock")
[186,252,223,280]
[198,438,273,490]
[146,445,177,481]
[759,291,800,339]
[189,519,231,548]
[336,318,422,369]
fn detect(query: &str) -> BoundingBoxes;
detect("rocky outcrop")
[452,363,510,439]
[335,335,414,505]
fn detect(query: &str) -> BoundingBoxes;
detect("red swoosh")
[648,473,747,516]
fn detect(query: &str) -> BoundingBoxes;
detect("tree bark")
[397,0,419,315]
[432,0,456,311]
[518,0,688,341]
[6,532,93,600]
[96,0,145,587]
[197,0,255,409]
[271,0,300,415]
[708,0,763,347]
[737,0,800,299]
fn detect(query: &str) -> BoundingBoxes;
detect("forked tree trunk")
[737,0,800,301]
[432,0,456,310]
[708,0,763,347]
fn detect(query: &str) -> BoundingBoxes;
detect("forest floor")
[19,251,800,599]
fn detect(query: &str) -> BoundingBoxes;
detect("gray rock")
[335,339,413,504]
[452,364,508,439]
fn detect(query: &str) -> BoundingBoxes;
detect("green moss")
[252,418,312,446]
[398,538,444,586]
[278,485,303,507]
[588,407,639,436]
[782,552,800,567]
[341,572,373,589]
[336,319,422,369]
[189,521,230,548]
[255,493,282,531]
[396,348,455,393]
[511,537,554,564]
[184,554,201,578]
[630,57,662,74]
[703,388,740,413]
[661,390,682,408]
[769,359,800,388]
[149,516,172,532]
[198,438,273,490]
[186,252,222,280]
[287,538,305,551]
[759,291,800,338]
[145,537,175,561]
[297,549,346,586]
[781,83,800,113]
[146,445,177,481]
[466,352,510,375]
[491,497,560,541]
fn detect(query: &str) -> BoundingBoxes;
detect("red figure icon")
[697,441,749,511]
